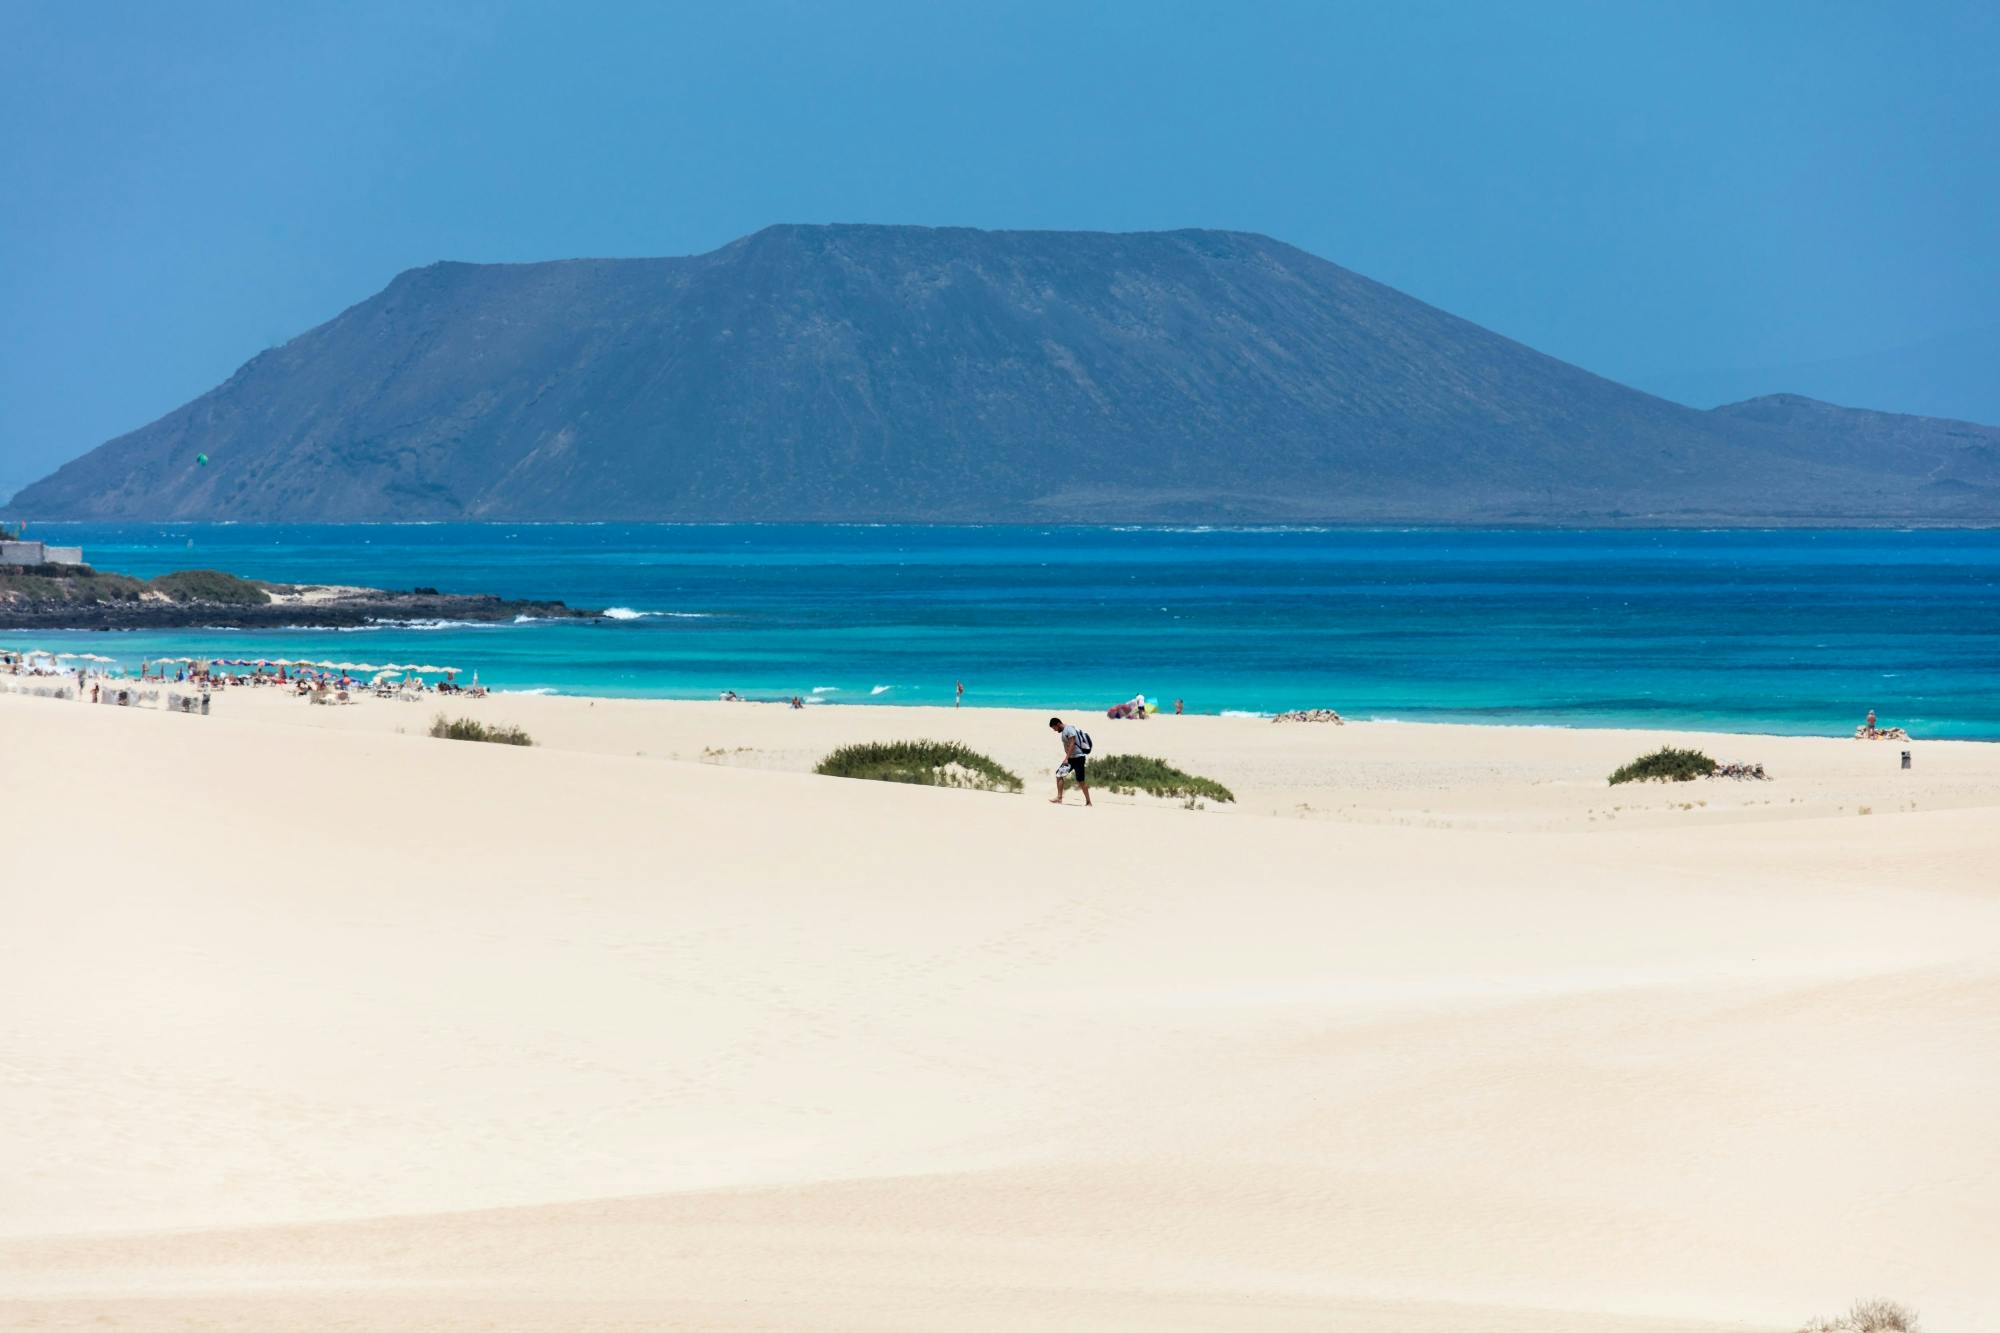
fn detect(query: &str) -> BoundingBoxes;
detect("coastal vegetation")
[148,569,273,604]
[1085,754,1236,804]
[1798,1298,1920,1332]
[1608,747,1719,785]
[430,715,534,746]
[0,559,589,630]
[815,740,1022,793]
[0,563,270,605]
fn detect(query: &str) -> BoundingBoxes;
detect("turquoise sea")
[10,524,2000,738]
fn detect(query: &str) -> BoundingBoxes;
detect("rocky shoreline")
[0,577,598,631]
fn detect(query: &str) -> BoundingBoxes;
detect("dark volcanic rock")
[0,586,595,631]
[11,225,1998,524]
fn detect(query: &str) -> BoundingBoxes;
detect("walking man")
[1048,716,1093,806]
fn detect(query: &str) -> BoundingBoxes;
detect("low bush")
[1608,747,1717,785]
[430,714,533,746]
[1799,1298,1920,1333]
[149,569,271,604]
[815,739,1022,792]
[1086,753,1236,803]
[0,569,145,601]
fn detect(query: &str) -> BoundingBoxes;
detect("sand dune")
[2,691,1995,1330]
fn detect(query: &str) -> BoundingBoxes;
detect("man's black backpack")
[1074,728,1093,755]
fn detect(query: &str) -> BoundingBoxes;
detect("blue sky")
[2,0,1994,496]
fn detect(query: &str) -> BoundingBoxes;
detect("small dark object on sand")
[1711,761,1769,780]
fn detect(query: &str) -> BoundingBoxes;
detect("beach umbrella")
[416,664,449,674]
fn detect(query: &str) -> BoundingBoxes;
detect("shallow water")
[12,524,1999,737]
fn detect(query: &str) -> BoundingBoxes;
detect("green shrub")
[1086,753,1236,803]
[1608,747,1718,785]
[815,739,1022,792]
[430,714,533,746]
[148,569,271,604]
[0,569,144,601]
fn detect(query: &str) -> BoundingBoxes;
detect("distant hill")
[1638,324,2000,428]
[12,225,1998,524]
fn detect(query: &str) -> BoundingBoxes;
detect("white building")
[0,540,85,567]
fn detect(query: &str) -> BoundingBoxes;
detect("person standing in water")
[956,679,964,709]
[1048,716,1093,806]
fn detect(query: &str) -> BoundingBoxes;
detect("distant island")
[0,558,593,631]
[10,224,1998,526]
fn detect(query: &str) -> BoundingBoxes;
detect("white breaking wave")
[1220,710,1270,718]
[869,684,894,695]
[601,607,711,620]
[494,687,559,696]
[367,618,504,631]
[811,686,840,694]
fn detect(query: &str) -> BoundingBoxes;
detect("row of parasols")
[6,649,467,684]
[150,657,462,674]
[1,649,118,663]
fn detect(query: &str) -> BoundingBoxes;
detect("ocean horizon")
[11,522,1999,739]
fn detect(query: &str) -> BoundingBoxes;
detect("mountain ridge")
[12,224,1998,524]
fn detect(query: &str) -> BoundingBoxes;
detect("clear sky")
[3,0,1995,497]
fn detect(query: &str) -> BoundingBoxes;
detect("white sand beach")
[2,689,1996,1331]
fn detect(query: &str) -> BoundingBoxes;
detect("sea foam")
[601,607,710,620]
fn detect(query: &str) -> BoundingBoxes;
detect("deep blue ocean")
[11,524,1999,738]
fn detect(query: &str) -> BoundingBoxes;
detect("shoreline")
[292,682,2000,747]
[0,585,597,631]
[8,651,1988,743]
[500,689,2000,743]
[178,687,2000,833]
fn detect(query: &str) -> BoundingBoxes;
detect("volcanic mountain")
[12,225,1998,523]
